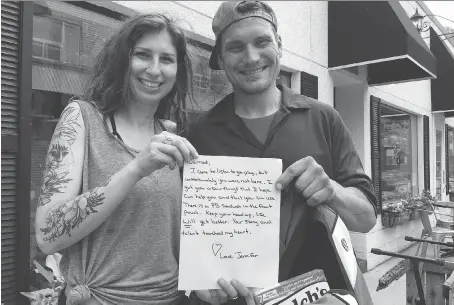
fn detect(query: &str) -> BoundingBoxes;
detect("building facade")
[1,1,454,303]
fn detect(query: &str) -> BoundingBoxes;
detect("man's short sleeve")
[330,109,378,216]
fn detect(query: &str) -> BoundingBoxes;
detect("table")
[433,201,454,209]
[432,201,454,230]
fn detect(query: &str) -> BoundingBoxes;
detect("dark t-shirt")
[240,111,277,144]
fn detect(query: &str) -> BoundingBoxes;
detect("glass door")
[434,117,446,201]
[379,104,418,206]
[447,126,454,200]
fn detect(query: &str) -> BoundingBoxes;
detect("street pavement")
[364,244,422,305]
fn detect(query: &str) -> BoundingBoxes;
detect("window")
[32,15,81,65]
[186,40,232,117]
[379,105,418,206]
[301,71,318,99]
[447,127,454,194]
[276,70,291,88]
[193,73,210,90]
[436,130,442,200]
[29,1,122,292]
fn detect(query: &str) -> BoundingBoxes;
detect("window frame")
[32,15,81,65]
[447,125,454,194]
[300,71,318,99]
[277,69,292,88]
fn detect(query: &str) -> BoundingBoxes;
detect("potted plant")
[381,201,410,227]
[21,254,65,305]
[406,190,437,214]
[401,199,417,220]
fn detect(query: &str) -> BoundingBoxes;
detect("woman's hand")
[131,131,199,179]
[195,278,259,305]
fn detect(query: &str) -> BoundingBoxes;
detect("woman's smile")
[138,78,162,89]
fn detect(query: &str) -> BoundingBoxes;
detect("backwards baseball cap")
[209,0,278,70]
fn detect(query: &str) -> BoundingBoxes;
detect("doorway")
[434,115,447,201]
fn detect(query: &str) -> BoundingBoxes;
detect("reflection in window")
[30,1,122,292]
[32,15,81,65]
[449,127,454,194]
[186,40,232,121]
[380,104,418,206]
[436,130,442,200]
[277,70,292,88]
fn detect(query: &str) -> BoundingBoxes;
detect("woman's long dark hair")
[83,13,193,133]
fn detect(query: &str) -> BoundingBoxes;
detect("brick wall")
[187,42,232,113]
[38,1,122,69]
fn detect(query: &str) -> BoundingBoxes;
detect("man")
[187,1,377,304]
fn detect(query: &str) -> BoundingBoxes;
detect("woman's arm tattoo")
[40,180,111,242]
[38,106,81,207]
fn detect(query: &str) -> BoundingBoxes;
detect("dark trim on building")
[370,96,382,212]
[447,125,454,195]
[328,1,436,85]
[1,135,18,152]
[64,1,127,21]
[16,2,33,301]
[333,87,336,110]
[301,71,318,99]
[447,124,450,195]
[423,115,430,191]
[67,1,217,52]
[430,28,454,113]
[187,37,213,52]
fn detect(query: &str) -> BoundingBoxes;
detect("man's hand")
[275,156,376,232]
[195,279,259,305]
[194,289,229,305]
[276,156,335,207]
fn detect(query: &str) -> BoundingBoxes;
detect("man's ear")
[277,34,283,58]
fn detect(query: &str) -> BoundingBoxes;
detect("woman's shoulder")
[69,98,104,117]
[68,97,96,110]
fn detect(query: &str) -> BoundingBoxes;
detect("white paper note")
[178,155,282,290]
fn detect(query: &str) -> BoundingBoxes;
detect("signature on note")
[212,243,259,259]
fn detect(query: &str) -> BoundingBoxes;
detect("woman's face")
[129,30,178,106]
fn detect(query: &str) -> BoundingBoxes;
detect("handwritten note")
[178,155,282,290]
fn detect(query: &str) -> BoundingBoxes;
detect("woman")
[35,13,198,305]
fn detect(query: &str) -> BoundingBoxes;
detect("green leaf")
[20,291,38,300]
[33,260,55,284]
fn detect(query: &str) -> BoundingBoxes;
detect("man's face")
[218,17,282,95]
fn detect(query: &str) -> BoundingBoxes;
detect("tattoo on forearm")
[38,106,81,207]
[40,180,110,242]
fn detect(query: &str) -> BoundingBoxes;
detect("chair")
[415,204,454,258]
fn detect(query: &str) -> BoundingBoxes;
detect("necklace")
[109,113,162,144]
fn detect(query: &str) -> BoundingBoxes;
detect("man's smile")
[240,66,267,75]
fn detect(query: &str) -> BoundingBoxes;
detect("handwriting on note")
[178,155,282,290]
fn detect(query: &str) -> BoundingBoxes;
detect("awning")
[32,64,89,95]
[430,28,454,114]
[328,1,436,85]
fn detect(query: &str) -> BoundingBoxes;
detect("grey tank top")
[60,100,183,305]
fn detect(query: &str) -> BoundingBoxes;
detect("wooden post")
[444,271,454,305]
[423,262,451,305]
[406,264,423,304]
[406,261,454,305]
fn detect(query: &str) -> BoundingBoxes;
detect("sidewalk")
[363,244,422,305]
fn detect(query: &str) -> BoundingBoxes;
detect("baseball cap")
[209,0,278,70]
